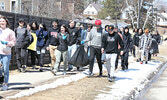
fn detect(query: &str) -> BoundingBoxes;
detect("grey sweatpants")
[106,53,117,77]
[54,50,68,72]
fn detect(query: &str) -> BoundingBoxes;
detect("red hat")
[95,20,102,26]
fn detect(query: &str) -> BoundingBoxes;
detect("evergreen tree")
[98,0,123,19]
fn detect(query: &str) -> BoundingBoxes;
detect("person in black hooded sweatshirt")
[46,20,59,70]
[121,27,132,71]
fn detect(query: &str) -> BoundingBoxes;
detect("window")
[87,11,90,14]
[0,2,5,11]
[11,1,16,12]
[92,12,94,14]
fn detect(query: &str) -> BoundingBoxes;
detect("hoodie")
[46,27,59,46]
[68,27,81,46]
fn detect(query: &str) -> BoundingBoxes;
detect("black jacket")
[152,34,161,44]
[57,32,69,52]
[68,27,81,46]
[102,32,124,54]
[133,33,142,47]
[122,32,132,52]
[46,27,59,46]
[14,27,31,49]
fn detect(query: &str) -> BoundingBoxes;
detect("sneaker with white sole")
[1,85,8,91]
[51,70,56,76]
[62,71,66,75]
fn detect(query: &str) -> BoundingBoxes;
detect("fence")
[0,11,87,70]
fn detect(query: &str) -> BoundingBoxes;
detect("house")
[157,12,167,27]
[0,0,21,13]
[83,3,102,18]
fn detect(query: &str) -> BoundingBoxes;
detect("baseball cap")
[95,20,102,27]
[108,25,114,31]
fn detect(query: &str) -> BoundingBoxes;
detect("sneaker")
[145,61,148,64]
[62,71,66,75]
[22,67,26,73]
[67,68,72,71]
[1,85,8,91]
[88,72,94,78]
[51,70,56,76]
[107,74,110,81]
[17,68,22,72]
[97,73,102,77]
[108,77,115,82]
[39,67,43,72]
[32,65,36,69]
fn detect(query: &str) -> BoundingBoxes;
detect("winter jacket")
[139,33,152,50]
[36,29,48,47]
[152,34,161,44]
[84,27,103,49]
[133,33,143,47]
[0,28,16,55]
[68,27,81,46]
[57,32,69,51]
[102,32,124,54]
[14,27,31,49]
[46,27,59,46]
[122,32,132,52]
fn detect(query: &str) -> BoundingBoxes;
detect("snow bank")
[95,61,163,100]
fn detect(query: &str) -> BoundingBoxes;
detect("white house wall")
[83,4,98,15]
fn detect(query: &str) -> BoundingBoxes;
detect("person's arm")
[101,34,106,53]
[118,35,124,55]
[7,30,16,47]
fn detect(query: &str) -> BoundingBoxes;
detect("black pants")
[37,46,46,67]
[115,52,120,70]
[121,51,129,70]
[15,48,28,69]
[89,46,102,74]
[27,50,36,66]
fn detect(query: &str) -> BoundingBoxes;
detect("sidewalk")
[1,42,167,100]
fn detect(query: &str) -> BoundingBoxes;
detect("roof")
[91,3,102,12]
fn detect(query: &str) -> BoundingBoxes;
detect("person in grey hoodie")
[14,18,31,72]
[81,20,103,77]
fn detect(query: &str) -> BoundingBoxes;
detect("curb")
[122,60,167,100]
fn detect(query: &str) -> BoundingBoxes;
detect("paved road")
[143,64,167,100]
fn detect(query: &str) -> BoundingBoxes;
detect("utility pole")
[137,0,141,28]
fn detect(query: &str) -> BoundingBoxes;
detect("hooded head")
[124,27,129,34]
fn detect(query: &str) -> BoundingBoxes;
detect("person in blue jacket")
[36,23,48,72]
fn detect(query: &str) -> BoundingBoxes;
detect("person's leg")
[62,51,68,75]
[49,45,56,68]
[21,49,28,66]
[39,47,46,71]
[115,52,120,70]
[31,50,36,68]
[71,44,78,69]
[95,48,102,75]
[1,55,11,90]
[53,50,61,72]
[68,46,72,70]
[110,53,117,77]
[121,54,125,70]
[124,52,129,69]
[15,48,21,71]
[105,54,111,76]
[36,46,41,66]
[89,46,96,74]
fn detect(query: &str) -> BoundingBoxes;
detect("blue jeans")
[68,44,78,69]
[0,54,11,84]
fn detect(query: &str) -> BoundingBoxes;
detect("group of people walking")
[0,14,161,90]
